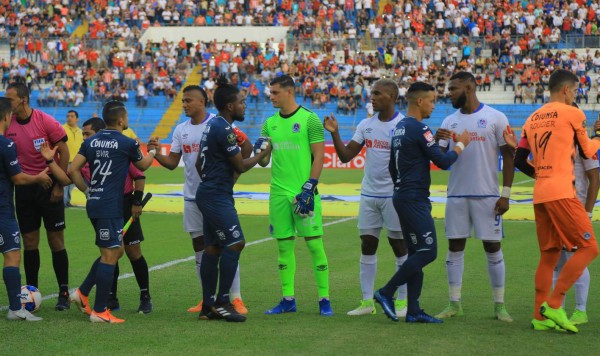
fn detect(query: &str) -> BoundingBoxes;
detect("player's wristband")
[501,186,511,198]
[455,142,465,152]
[132,190,144,206]
[148,149,157,156]
[588,212,593,219]
[46,158,54,164]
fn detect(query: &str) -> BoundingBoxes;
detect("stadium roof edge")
[139,26,290,44]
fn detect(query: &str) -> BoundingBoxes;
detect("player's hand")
[40,142,57,161]
[495,197,509,215]
[502,126,517,149]
[49,182,63,202]
[131,204,142,219]
[36,167,53,190]
[593,120,600,139]
[434,128,452,142]
[147,136,161,152]
[323,114,339,134]
[293,179,318,218]
[253,137,270,154]
[455,129,471,147]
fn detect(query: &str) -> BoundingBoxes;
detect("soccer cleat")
[187,300,203,313]
[374,289,398,322]
[137,295,153,314]
[494,303,513,322]
[540,302,578,333]
[569,309,588,325]
[347,299,376,316]
[55,291,70,311]
[406,310,443,324]
[212,303,247,322]
[435,301,463,319]
[90,309,125,323]
[232,298,248,315]
[7,308,43,321]
[70,288,92,315]
[107,297,120,311]
[319,298,333,316]
[395,299,407,318]
[531,318,565,332]
[265,298,297,315]
[198,308,222,321]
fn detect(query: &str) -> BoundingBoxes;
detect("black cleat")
[198,308,223,321]
[107,297,120,311]
[137,295,153,314]
[212,303,247,322]
[55,291,70,311]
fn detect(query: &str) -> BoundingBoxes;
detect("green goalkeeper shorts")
[269,194,323,239]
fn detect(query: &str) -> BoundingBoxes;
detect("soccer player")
[323,79,408,317]
[67,101,157,323]
[260,74,332,316]
[0,97,52,321]
[149,85,251,314]
[194,77,270,322]
[62,110,83,207]
[4,82,72,311]
[515,70,600,333]
[374,82,470,323]
[434,72,515,322]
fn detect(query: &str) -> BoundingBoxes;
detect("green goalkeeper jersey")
[261,106,324,196]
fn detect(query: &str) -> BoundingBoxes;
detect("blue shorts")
[393,197,437,254]
[196,194,244,247]
[0,216,21,254]
[90,218,124,248]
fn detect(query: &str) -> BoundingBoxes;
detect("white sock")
[195,250,204,288]
[553,250,569,308]
[446,250,464,302]
[574,267,590,312]
[230,264,242,300]
[360,254,377,300]
[486,250,505,303]
[395,255,408,301]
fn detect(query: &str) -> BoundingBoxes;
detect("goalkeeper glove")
[293,179,318,218]
[254,137,270,153]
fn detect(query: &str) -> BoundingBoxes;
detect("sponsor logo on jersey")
[450,123,458,129]
[365,128,373,133]
[10,159,18,165]
[365,138,390,150]
[394,127,405,136]
[292,123,300,133]
[229,225,238,231]
[469,132,487,141]
[423,131,434,142]
[477,119,487,128]
[7,141,14,147]
[33,137,46,152]
[99,229,110,240]
[409,233,417,245]
[227,146,237,152]
[183,143,200,153]
[90,138,118,149]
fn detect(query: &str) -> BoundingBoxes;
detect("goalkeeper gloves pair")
[293,179,318,218]
[254,137,270,153]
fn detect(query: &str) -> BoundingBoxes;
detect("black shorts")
[122,193,144,246]
[15,183,65,234]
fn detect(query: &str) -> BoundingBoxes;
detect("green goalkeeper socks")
[277,239,296,297]
[306,238,330,299]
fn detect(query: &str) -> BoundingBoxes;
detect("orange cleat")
[232,298,248,315]
[70,288,92,315]
[187,300,203,313]
[90,309,125,323]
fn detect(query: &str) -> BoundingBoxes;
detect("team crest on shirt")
[292,123,300,133]
[477,119,487,128]
[227,133,237,145]
[423,131,434,142]
[33,137,46,152]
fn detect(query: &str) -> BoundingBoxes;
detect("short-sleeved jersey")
[352,112,404,197]
[5,109,67,175]
[78,130,143,218]
[197,116,240,196]
[390,116,458,199]
[0,136,21,215]
[521,102,600,204]
[574,153,599,205]
[81,161,143,196]
[438,104,509,197]
[261,106,324,196]
[170,113,215,201]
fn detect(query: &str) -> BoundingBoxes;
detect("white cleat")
[7,308,43,321]
[347,299,376,316]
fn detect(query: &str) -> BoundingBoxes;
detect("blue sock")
[80,257,100,296]
[3,267,21,311]
[216,248,241,305]
[406,269,424,315]
[200,252,219,309]
[381,249,436,302]
[93,262,115,313]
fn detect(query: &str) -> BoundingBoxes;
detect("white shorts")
[184,199,203,238]
[444,197,503,241]
[358,195,402,239]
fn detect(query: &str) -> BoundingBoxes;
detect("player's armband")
[232,126,248,146]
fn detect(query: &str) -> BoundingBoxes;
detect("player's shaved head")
[82,117,106,133]
[406,82,435,103]
[183,85,208,104]
[0,97,12,118]
[373,79,399,100]
[102,101,127,126]
[214,76,240,111]
[548,69,579,93]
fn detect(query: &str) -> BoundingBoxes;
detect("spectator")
[514,84,524,104]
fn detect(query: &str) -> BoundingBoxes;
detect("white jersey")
[351,112,404,197]
[439,104,509,197]
[574,152,599,205]
[170,113,216,201]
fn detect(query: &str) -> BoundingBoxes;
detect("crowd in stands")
[4,0,600,111]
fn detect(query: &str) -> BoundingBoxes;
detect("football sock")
[195,250,204,287]
[486,250,505,303]
[94,262,115,313]
[110,262,119,298]
[51,249,69,293]
[359,254,377,300]
[200,252,219,308]
[216,248,240,305]
[534,250,560,319]
[574,267,590,311]
[396,255,408,301]
[406,268,424,315]
[229,264,241,300]
[552,250,569,306]
[277,239,296,297]
[131,256,150,296]
[80,257,100,296]
[306,238,329,298]
[3,267,21,311]
[23,249,40,288]
[446,250,464,302]
[549,244,598,308]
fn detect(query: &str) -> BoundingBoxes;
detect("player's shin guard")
[360,254,377,300]
[216,248,240,305]
[3,267,22,311]
[486,250,505,303]
[51,249,69,293]
[446,250,464,302]
[200,252,219,308]
[80,257,100,296]
[306,238,329,298]
[549,244,599,308]
[534,250,561,319]
[23,249,40,287]
[396,255,408,301]
[94,262,115,313]
[277,239,296,297]
[131,256,150,296]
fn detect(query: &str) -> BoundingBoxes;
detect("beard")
[451,93,467,109]
[232,113,245,122]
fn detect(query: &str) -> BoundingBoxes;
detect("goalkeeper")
[258,75,332,316]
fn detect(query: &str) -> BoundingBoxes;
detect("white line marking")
[513,178,534,185]
[0,216,357,311]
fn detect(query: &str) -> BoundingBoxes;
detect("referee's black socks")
[24,249,40,288]
[131,256,150,297]
[51,249,69,293]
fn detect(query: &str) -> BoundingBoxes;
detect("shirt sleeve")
[130,139,143,162]
[495,112,510,147]
[571,108,600,159]
[351,118,366,145]
[170,125,182,154]
[128,162,145,180]
[218,125,241,158]
[260,119,269,137]
[438,118,450,148]
[417,126,458,170]
[2,141,22,177]
[307,113,325,144]
[44,112,68,144]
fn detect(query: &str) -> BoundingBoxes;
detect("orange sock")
[549,244,599,308]
[534,250,560,319]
